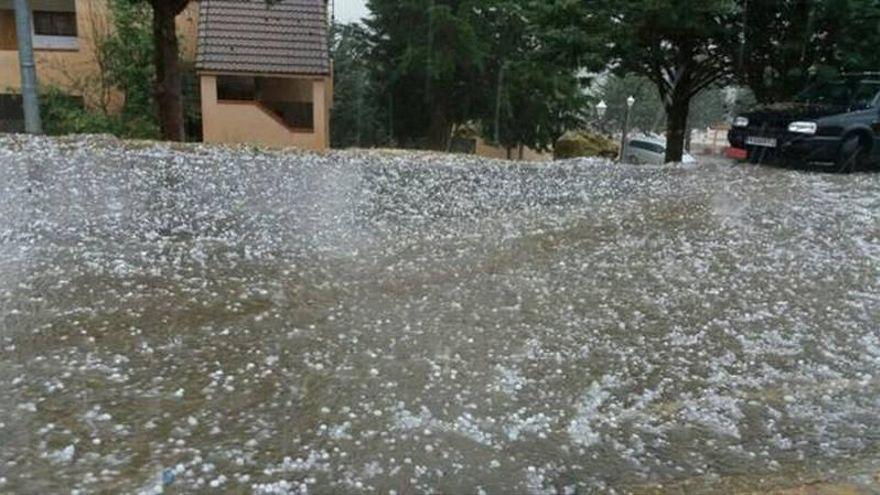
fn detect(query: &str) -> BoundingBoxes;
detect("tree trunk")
[152,2,184,141]
[427,105,450,150]
[494,62,505,144]
[664,96,690,163]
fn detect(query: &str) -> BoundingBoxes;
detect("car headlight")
[733,116,749,128]
[788,121,817,135]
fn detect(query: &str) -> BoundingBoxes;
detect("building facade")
[196,0,333,150]
[0,1,198,127]
[0,0,331,150]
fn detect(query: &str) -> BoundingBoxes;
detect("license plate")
[746,136,777,148]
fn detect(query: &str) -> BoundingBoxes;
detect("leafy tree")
[330,23,390,148]
[139,0,189,141]
[40,0,158,138]
[488,58,586,153]
[595,74,735,147]
[107,0,199,140]
[738,0,880,102]
[595,74,665,134]
[585,0,741,162]
[688,86,731,130]
[737,0,816,103]
[103,0,156,131]
[831,0,880,72]
[365,0,590,153]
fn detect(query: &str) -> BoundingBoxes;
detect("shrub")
[554,131,619,160]
[39,0,159,139]
[40,87,158,138]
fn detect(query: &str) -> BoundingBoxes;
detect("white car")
[624,137,697,165]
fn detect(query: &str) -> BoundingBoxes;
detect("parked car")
[729,73,880,171]
[624,137,697,165]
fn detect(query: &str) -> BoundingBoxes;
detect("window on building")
[33,11,77,37]
[0,10,17,50]
[0,94,23,118]
[217,76,257,101]
[216,76,315,132]
[0,94,24,133]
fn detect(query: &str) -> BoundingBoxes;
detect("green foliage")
[487,60,586,152]
[594,74,736,138]
[358,0,874,158]
[330,23,390,148]
[40,87,156,138]
[595,74,665,134]
[577,0,741,161]
[553,130,618,160]
[689,86,734,129]
[478,0,589,152]
[103,0,156,122]
[366,0,487,149]
[39,0,158,139]
[364,0,588,152]
[594,0,740,98]
[832,0,880,72]
[738,0,880,103]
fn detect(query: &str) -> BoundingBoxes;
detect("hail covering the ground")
[0,135,879,493]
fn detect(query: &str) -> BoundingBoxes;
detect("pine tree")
[366,0,486,150]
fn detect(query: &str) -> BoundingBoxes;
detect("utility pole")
[356,66,363,147]
[13,0,42,134]
[619,96,635,162]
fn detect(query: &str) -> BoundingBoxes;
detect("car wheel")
[627,155,640,165]
[836,134,870,173]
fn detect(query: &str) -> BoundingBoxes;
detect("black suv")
[729,74,880,171]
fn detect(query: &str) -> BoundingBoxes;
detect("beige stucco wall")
[1,0,108,107]
[177,2,198,64]
[0,0,198,109]
[201,75,331,151]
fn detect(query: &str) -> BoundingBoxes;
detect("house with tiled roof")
[196,0,333,150]
[0,0,332,150]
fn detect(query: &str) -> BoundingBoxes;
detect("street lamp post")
[619,96,635,162]
[596,100,607,134]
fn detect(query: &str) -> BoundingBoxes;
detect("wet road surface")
[1,135,879,494]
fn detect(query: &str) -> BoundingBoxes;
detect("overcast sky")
[335,0,370,23]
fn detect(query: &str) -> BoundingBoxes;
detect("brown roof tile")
[196,0,331,76]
